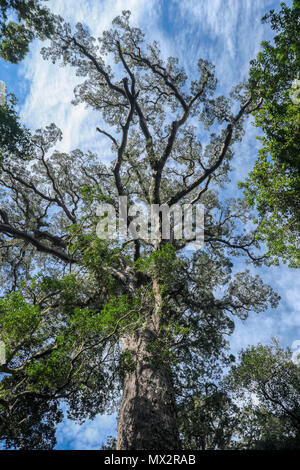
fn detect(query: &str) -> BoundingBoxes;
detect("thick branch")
[0,223,74,263]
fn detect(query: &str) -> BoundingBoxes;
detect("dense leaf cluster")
[0,0,54,63]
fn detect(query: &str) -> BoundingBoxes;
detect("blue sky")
[0,0,299,450]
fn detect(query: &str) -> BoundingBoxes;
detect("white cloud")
[230,264,300,355]
[164,0,277,91]
[56,412,117,450]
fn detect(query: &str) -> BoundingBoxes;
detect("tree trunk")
[116,328,181,450]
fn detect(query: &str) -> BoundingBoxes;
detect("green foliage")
[135,243,183,292]
[0,396,63,449]
[0,0,55,63]
[0,276,126,448]
[179,342,300,450]
[118,350,136,380]
[100,435,117,450]
[100,294,142,332]
[226,341,300,449]
[0,93,32,164]
[179,389,240,450]
[79,185,115,206]
[242,1,300,266]
[0,291,40,352]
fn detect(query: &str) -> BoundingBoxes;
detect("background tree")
[0,88,32,164]
[0,12,279,449]
[0,0,54,63]
[226,341,300,449]
[179,385,240,450]
[179,341,300,450]
[241,0,300,267]
[100,435,117,450]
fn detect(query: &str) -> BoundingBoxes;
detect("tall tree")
[0,12,279,449]
[241,1,300,267]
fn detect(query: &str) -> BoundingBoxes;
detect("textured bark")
[116,328,181,450]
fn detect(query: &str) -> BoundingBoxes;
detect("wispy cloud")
[168,0,278,88]
[56,412,117,450]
